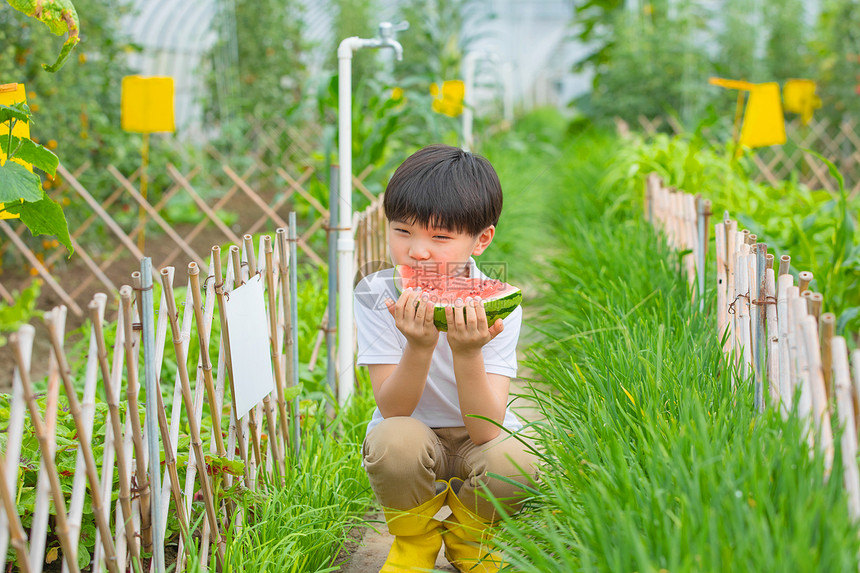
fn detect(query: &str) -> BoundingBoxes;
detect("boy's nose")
[408,244,430,260]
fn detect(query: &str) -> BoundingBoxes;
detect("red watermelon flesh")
[393,265,522,331]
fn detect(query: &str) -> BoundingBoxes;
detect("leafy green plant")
[484,124,860,571]
[0,100,72,253]
[607,132,860,337]
[5,0,80,72]
[0,279,40,345]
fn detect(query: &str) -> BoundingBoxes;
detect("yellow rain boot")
[442,479,503,573]
[380,480,450,572]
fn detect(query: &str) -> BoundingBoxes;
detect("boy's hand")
[445,296,504,355]
[386,287,440,350]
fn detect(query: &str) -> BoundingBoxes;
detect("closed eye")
[434,235,451,240]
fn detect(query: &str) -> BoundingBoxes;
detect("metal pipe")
[336,22,406,406]
[289,213,301,453]
[327,165,339,401]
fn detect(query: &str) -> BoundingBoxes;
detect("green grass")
[185,372,376,572]
[479,121,860,572]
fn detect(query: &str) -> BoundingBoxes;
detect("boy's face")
[388,220,495,277]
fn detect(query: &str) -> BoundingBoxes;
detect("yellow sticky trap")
[783,79,821,125]
[0,83,30,220]
[121,76,175,133]
[740,83,786,148]
[430,80,465,117]
[709,77,786,149]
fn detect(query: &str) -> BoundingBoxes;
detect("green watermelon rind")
[392,265,523,332]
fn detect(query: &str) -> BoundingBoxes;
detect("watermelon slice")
[393,265,522,332]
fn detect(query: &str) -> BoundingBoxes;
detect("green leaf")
[5,196,74,255]
[0,136,59,175]
[0,161,43,202]
[283,384,302,402]
[0,103,31,125]
[44,36,81,73]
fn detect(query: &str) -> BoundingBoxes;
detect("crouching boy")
[354,144,538,572]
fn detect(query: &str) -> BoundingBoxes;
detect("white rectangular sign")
[224,274,275,419]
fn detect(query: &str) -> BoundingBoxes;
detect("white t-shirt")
[354,258,523,436]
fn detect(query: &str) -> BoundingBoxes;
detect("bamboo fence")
[0,223,302,572]
[635,115,860,197]
[646,173,860,528]
[0,119,380,320]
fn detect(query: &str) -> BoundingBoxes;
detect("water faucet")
[371,21,409,61]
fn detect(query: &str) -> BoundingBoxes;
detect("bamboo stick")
[714,222,729,340]
[754,243,768,412]
[27,308,64,573]
[0,449,30,572]
[89,301,142,566]
[777,274,794,418]
[154,267,193,556]
[62,293,106,573]
[736,249,753,376]
[798,271,813,294]
[790,296,814,448]
[120,287,152,553]
[12,331,78,571]
[264,236,289,484]
[93,309,128,572]
[684,194,697,286]
[189,263,227,458]
[819,313,836,401]
[778,254,790,276]
[832,336,860,520]
[800,314,834,473]
[746,250,758,358]
[1,324,32,565]
[852,350,860,442]
[808,292,823,321]
[277,228,299,455]
[160,269,225,563]
[765,267,779,407]
[697,198,711,312]
[212,246,252,488]
[749,234,757,246]
[44,308,120,573]
[725,220,738,358]
[152,358,190,550]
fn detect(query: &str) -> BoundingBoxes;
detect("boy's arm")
[451,351,510,444]
[369,287,439,418]
[446,297,514,445]
[368,342,435,417]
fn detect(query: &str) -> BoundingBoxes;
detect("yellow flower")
[30,103,39,112]
[391,87,404,101]
[79,52,87,64]
[47,139,58,149]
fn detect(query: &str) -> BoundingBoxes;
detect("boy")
[354,144,537,573]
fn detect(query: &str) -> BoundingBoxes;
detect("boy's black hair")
[383,144,502,236]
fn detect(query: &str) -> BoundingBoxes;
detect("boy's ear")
[471,226,495,256]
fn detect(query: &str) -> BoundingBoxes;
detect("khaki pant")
[363,416,538,521]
